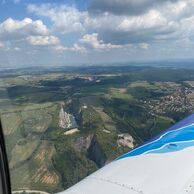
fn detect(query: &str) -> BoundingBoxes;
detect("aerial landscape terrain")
[1,65,194,193]
[2,0,194,193]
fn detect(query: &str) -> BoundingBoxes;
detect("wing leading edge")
[59,113,194,194]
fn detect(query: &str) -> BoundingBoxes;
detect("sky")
[1,0,194,67]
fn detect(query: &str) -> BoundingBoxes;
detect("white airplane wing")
[59,114,194,194]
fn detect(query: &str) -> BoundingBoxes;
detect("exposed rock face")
[59,107,71,129]
[87,135,107,168]
[74,134,107,168]
[73,134,94,152]
[59,106,78,129]
[69,100,83,126]
[117,133,135,149]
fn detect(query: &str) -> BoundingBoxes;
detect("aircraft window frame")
[0,120,11,194]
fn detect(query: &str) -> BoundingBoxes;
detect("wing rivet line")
[89,177,144,194]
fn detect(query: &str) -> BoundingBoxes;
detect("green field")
[0,65,193,193]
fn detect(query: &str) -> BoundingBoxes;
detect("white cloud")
[162,0,194,20]
[26,35,60,46]
[89,0,179,15]
[86,0,194,46]
[0,42,22,52]
[83,11,179,45]
[79,33,122,50]
[26,34,85,53]
[174,38,194,48]
[3,0,194,66]
[27,4,87,34]
[26,3,182,45]
[0,41,21,51]
[180,15,194,37]
[13,47,20,51]
[54,43,85,52]
[0,18,48,40]
[169,1,187,15]
[4,46,21,52]
[118,10,167,31]
[139,43,149,49]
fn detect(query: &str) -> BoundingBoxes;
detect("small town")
[147,83,194,115]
